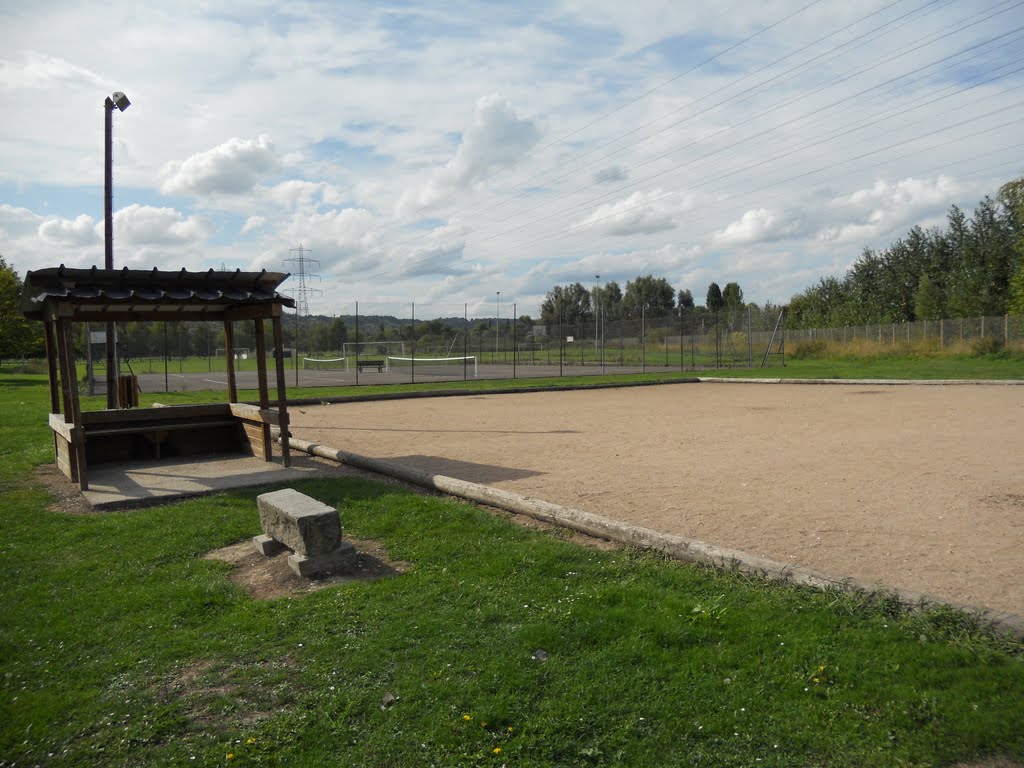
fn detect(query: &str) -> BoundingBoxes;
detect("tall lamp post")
[594,274,600,353]
[495,291,500,363]
[104,90,130,409]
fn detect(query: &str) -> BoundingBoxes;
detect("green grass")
[2,374,1024,766]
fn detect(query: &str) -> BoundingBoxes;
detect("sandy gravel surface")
[289,382,1024,616]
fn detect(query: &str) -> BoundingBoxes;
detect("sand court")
[288,382,1024,616]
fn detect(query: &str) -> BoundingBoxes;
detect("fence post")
[641,306,646,373]
[981,316,985,337]
[940,318,944,347]
[1005,314,1009,343]
[747,306,752,368]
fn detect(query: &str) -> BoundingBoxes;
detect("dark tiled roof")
[20,265,296,319]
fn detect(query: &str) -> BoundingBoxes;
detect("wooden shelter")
[20,265,296,491]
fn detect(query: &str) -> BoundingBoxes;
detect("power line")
[459,21,1024,255]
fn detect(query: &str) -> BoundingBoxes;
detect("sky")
[1,0,1023,320]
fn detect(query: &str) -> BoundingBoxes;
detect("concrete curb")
[280,433,1024,639]
[286,376,700,407]
[700,377,1023,385]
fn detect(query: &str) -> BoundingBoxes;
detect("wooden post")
[43,318,60,414]
[253,319,272,461]
[56,317,87,490]
[272,315,291,467]
[224,320,238,403]
[254,319,270,409]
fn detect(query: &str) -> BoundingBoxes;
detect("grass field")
[1,365,1023,766]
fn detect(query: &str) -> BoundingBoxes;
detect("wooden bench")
[86,419,239,460]
[356,359,386,372]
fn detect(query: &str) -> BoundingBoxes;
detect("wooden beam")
[254,319,270,409]
[49,412,75,441]
[271,315,290,468]
[223,320,238,404]
[253,319,272,462]
[56,318,87,491]
[228,403,281,425]
[43,319,60,414]
[224,304,283,322]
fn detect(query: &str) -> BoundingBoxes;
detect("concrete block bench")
[254,488,356,577]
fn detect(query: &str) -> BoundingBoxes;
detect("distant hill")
[308,314,491,329]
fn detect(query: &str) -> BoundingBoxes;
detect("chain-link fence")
[71,308,1020,393]
[787,314,1024,350]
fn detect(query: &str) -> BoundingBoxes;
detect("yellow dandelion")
[812,677,820,684]
[246,738,256,745]
[463,714,472,721]
[226,754,234,761]
[493,747,502,754]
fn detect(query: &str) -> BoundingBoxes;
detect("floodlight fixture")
[110,91,131,111]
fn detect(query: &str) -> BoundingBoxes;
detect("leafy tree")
[722,282,744,313]
[705,282,724,312]
[539,283,592,328]
[677,289,694,309]
[1009,261,1024,315]
[913,273,944,320]
[329,317,348,348]
[0,257,43,362]
[516,314,534,339]
[622,275,675,317]
[598,281,623,320]
[998,178,1024,314]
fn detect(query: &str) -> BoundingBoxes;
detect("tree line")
[787,177,1024,328]
[537,276,751,329]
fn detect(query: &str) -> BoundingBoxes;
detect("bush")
[789,339,828,360]
[970,336,1004,357]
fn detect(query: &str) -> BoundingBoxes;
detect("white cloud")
[241,216,266,234]
[712,208,805,246]
[396,94,541,215]
[396,221,469,277]
[38,214,99,246]
[0,50,103,90]
[160,135,280,196]
[274,207,382,273]
[114,204,212,246]
[818,175,971,244]
[0,204,43,238]
[578,189,689,236]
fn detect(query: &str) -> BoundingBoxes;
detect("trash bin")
[117,374,139,408]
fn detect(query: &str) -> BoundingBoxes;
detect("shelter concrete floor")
[82,453,346,509]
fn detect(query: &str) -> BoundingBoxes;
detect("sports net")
[386,355,477,377]
[303,357,347,371]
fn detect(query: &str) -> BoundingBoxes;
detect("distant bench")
[356,359,385,373]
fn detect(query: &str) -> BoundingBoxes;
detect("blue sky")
[1,0,1022,318]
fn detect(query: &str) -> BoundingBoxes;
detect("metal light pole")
[594,274,600,353]
[495,291,500,362]
[104,91,130,408]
